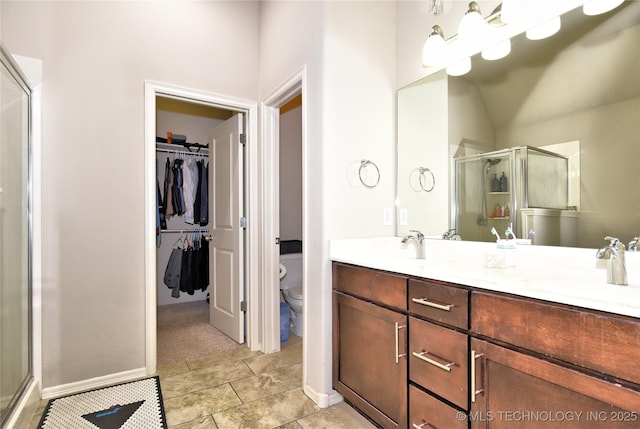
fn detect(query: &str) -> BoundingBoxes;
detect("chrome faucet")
[442,228,461,240]
[402,229,426,259]
[628,236,639,251]
[596,236,628,285]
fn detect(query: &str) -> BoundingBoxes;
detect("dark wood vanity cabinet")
[407,278,471,427]
[470,291,640,429]
[470,338,640,429]
[333,262,640,429]
[332,263,408,429]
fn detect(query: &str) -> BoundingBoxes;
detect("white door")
[209,113,245,343]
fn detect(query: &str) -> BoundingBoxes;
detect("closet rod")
[162,228,209,233]
[156,148,209,158]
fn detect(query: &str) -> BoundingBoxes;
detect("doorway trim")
[260,67,307,355]
[144,81,259,374]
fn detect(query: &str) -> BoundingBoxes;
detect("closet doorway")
[155,98,246,366]
[144,82,259,373]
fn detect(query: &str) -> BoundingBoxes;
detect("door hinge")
[240,216,247,228]
[240,301,247,312]
[240,133,246,145]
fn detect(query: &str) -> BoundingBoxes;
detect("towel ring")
[359,159,380,188]
[418,167,435,192]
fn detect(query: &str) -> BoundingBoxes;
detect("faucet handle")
[604,236,626,253]
[604,236,620,245]
[410,229,425,240]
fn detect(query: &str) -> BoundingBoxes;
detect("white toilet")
[283,286,303,337]
[279,253,303,337]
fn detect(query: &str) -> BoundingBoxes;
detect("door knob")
[204,235,213,241]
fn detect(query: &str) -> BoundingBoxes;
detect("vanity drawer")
[409,316,469,409]
[333,263,407,310]
[409,278,469,329]
[409,384,467,429]
[472,291,640,386]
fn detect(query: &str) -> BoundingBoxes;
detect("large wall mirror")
[397,1,639,249]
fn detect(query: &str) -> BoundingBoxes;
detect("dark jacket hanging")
[199,161,209,226]
[179,245,194,295]
[172,158,185,216]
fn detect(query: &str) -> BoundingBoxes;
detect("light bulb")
[458,2,488,41]
[446,57,472,76]
[482,39,511,61]
[501,0,531,24]
[526,16,561,40]
[583,0,624,16]
[423,26,447,67]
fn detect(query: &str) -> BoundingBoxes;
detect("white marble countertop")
[330,237,640,319]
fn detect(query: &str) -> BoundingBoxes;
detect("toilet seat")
[288,286,303,300]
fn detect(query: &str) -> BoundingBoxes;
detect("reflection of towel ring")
[359,159,380,188]
[418,167,435,192]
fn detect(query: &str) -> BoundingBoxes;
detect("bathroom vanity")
[331,238,640,429]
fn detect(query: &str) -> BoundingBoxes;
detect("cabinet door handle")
[471,350,484,403]
[412,422,435,429]
[395,322,407,364]
[411,297,453,312]
[412,350,455,372]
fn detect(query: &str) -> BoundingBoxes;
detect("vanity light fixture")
[446,57,472,76]
[422,25,448,67]
[500,0,529,24]
[583,0,624,16]
[482,39,511,60]
[526,15,561,40]
[458,2,488,41]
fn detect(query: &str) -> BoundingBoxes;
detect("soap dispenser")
[491,174,499,192]
[499,172,508,192]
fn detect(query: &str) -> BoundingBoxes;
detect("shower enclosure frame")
[452,146,568,242]
[0,45,34,427]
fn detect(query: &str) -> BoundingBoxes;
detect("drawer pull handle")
[412,297,453,312]
[471,350,484,403]
[395,322,407,364]
[412,422,434,429]
[412,350,455,372]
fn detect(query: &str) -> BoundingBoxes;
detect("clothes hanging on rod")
[194,160,208,226]
[183,158,199,224]
[171,158,185,216]
[156,159,163,247]
[157,155,208,227]
[163,232,210,298]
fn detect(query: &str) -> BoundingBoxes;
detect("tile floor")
[28,335,378,428]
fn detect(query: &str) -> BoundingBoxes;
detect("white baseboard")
[41,367,148,400]
[303,384,343,409]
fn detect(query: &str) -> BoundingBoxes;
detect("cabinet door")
[470,338,640,429]
[333,291,408,429]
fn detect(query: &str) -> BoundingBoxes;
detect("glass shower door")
[0,49,32,425]
[454,151,513,243]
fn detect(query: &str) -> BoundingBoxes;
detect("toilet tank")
[280,252,302,290]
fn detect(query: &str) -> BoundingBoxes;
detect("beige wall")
[1,0,259,389]
[260,0,396,400]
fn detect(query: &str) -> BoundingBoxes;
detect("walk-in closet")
[155,97,243,366]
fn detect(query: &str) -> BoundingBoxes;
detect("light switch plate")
[400,209,408,226]
[383,208,392,226]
